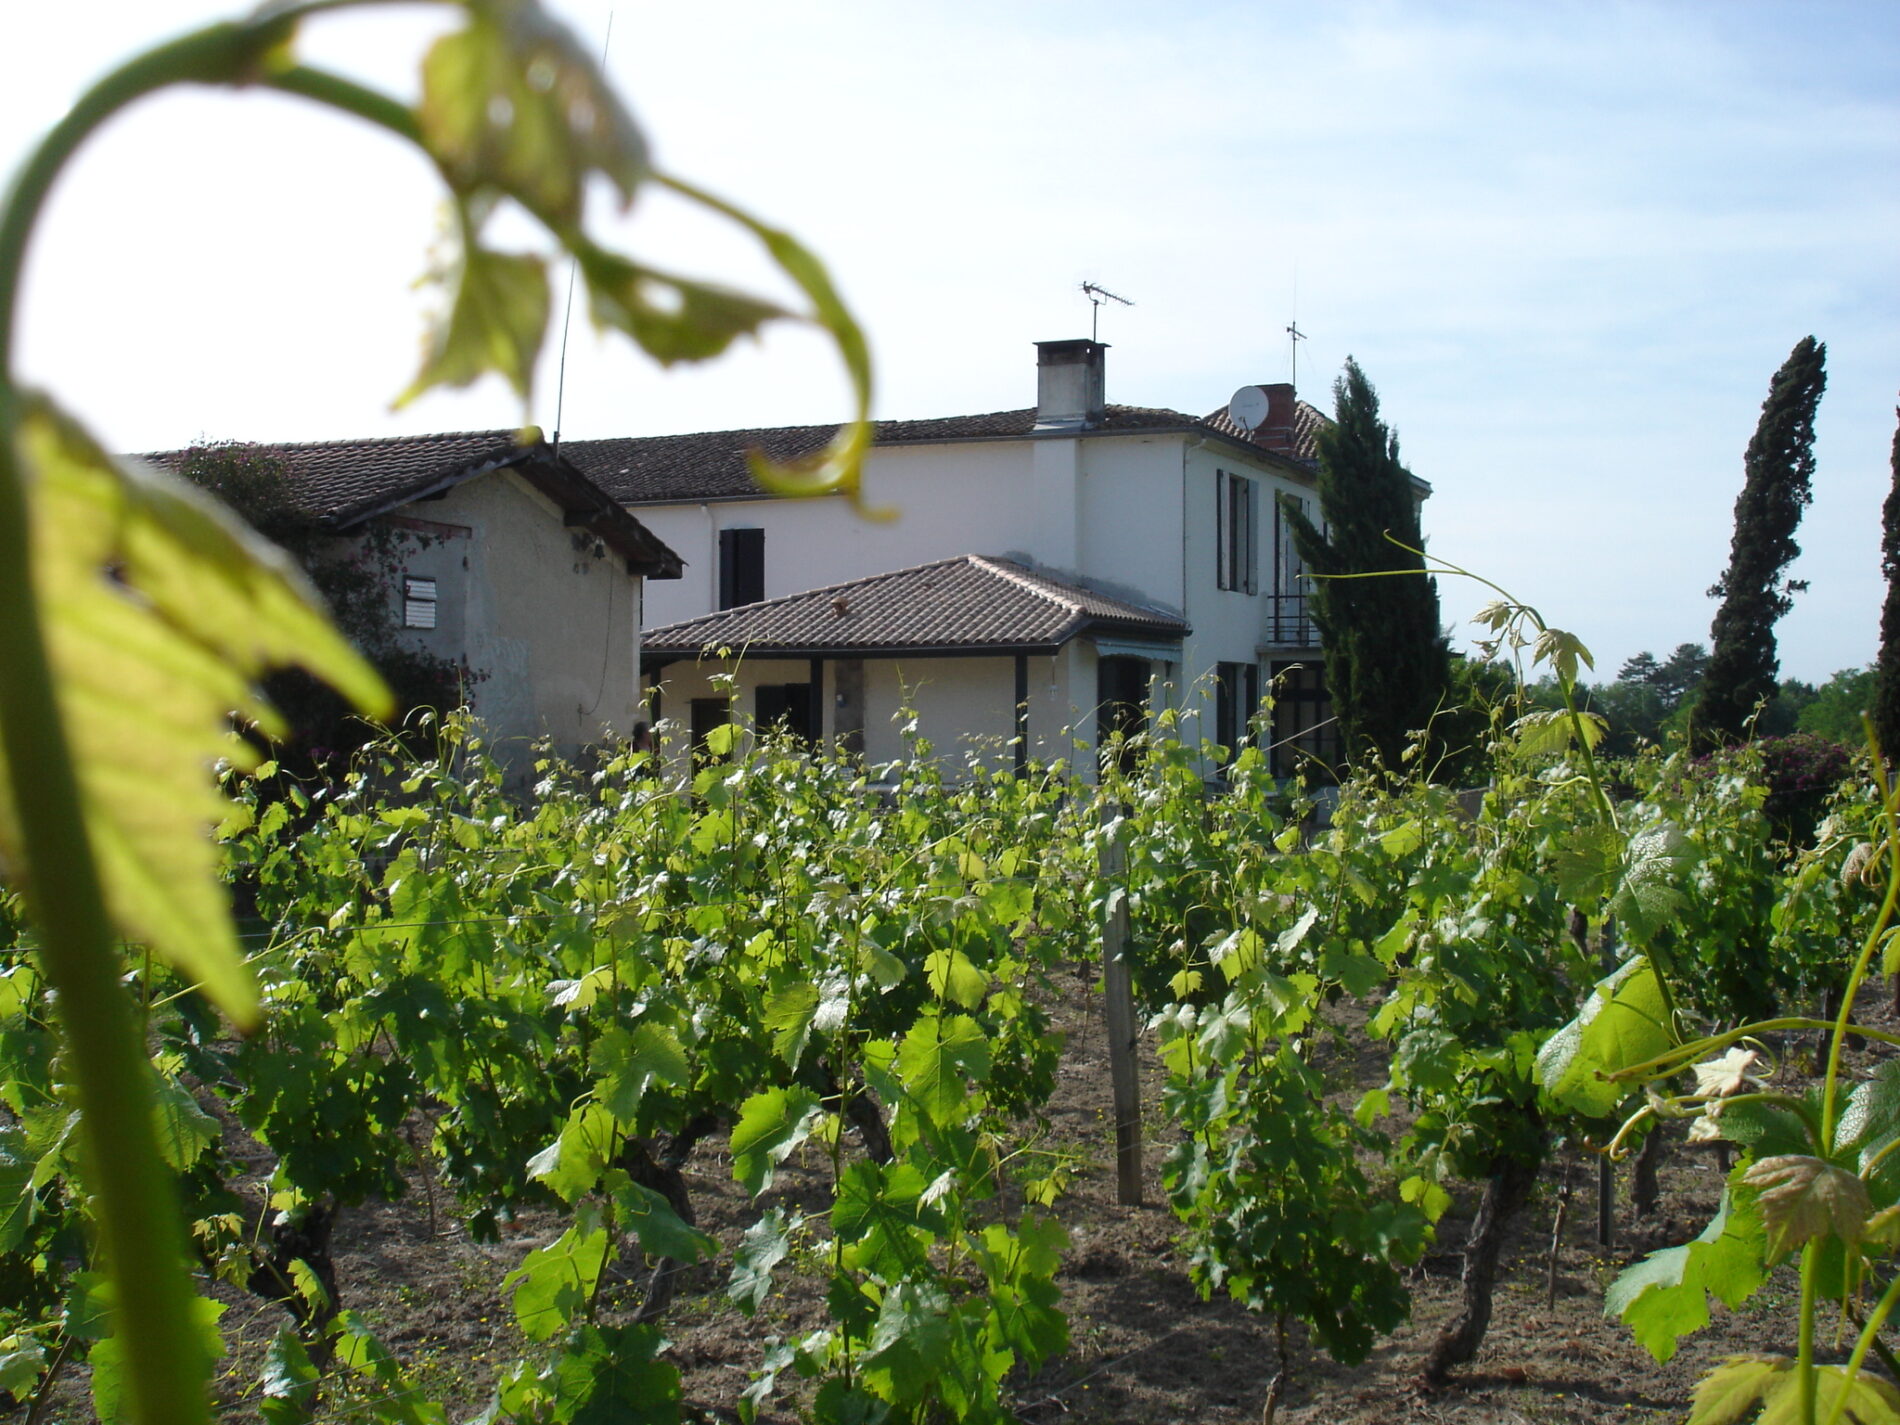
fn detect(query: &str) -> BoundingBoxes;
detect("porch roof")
[641,555,1188,666]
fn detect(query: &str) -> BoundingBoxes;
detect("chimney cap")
[1035,338,1110,362]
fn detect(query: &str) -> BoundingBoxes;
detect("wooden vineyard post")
[1597,917,1618,1249]
[1099,805,1143,1206]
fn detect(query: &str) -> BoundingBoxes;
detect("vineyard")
[3,697,1898,1423]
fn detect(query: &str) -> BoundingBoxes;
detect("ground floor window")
[1267,661,1339,779]
[755,682,815,744]
[1214,660,1260,766]
[689,697,732,765]
[1097,656,1150,775]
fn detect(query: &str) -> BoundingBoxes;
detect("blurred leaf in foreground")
[0,396,390,1027]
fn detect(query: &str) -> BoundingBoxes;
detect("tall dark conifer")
[1282,358,1448,773]
[1874,404,1900,761]
[1692,337,1827,748]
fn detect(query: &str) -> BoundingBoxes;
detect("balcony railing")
[1267,593,1319,647]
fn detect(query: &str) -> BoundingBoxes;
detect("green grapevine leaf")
[1371,911,1415,966]
[1837,1060,1900,1186]
[1714,1097,1814,1158]
[566,1322,682,1425]
[333,1311,444,1425]
[1687,1355,1787,1425]
[0,1338,47,1405]
[611,1176,716,1265]
[1741,1155,1872,1259]
[0,397,388,1026]
[860,1279,953,1405]
[417,2,648,229]
[502,1209,609,1341]
[1530,626,1596,684]
[1273,904,1321,959]
[833,1160,942,1273]
[763,982,820,1067]
[1378,821,1422,857]
[896,1013,991,1122]
[1535,956,1673,1117]
[258,1329,319,1425]
[1801,1365,1900,1424]
[811,1378,893,1425]
[728,1207,799,1314]
[730,1085,821,1195]
[924,948,988,1008]
[528,1101,616,1203]
[1551,824,1622,906]
[861,941,907,990]
[62,1271,112,1341]
[150,1073,219,1171]
[400,240,549,406]
[1510,707,1607,756]
[1319,948,1384,998]
[1610,823,1693,942]
[1209,926,1263,981]
[591,1021,690,1122]
[0,1127,33,1253]
[1606,1191,1768,1363]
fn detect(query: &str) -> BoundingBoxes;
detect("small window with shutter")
[403,576,438,629]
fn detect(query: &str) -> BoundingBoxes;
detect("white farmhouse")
[566,341,1389,777]
[153,430,684,764]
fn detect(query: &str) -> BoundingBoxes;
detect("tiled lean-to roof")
[642,555,1189,665]
[144,429,684,578]
[562,403,1303,505]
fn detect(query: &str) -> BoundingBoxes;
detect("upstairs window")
[1216,472,1257,593]
[719,527,765,609]
[402,575,438,629]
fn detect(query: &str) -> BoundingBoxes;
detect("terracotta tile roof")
[642,555,1189,663]
[562,404,1291,505]
[143,430,684,577]
[145,429,530,526]
[1197,399,1329,464]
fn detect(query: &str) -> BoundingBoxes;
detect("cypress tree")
[1281,358,1448,773]
[1875,404,1900,761]
[1692,337,1827,748]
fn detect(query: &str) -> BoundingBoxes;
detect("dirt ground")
[134,970,1893,1424]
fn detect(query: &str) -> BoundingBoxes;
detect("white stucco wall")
[379,469,642,760]
[629,421,1329,778]
[631,440,1041,629]
[646,645,1094,780]
[1075,434,1188,611]
[1175,441,1323,751]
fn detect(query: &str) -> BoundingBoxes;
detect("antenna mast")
[1081,281,1134,342]
[1286,320,1306,389]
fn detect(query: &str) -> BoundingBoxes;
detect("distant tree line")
[1523,648,1875,758]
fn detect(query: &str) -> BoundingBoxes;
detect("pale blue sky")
[3,1,1894,683]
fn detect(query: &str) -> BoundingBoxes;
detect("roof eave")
[618,419,1316,508]
[641,617,1188,670]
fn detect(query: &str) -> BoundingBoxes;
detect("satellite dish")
[1227,385,1269,431]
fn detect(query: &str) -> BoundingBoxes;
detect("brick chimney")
[1256,382,1298,453]
[1034,340,1107,430]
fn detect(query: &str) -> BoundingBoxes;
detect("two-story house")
[565,341,1396,777]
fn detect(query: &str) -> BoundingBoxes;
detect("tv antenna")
[1286,320,1306,389]
[1081,281,1133,342]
